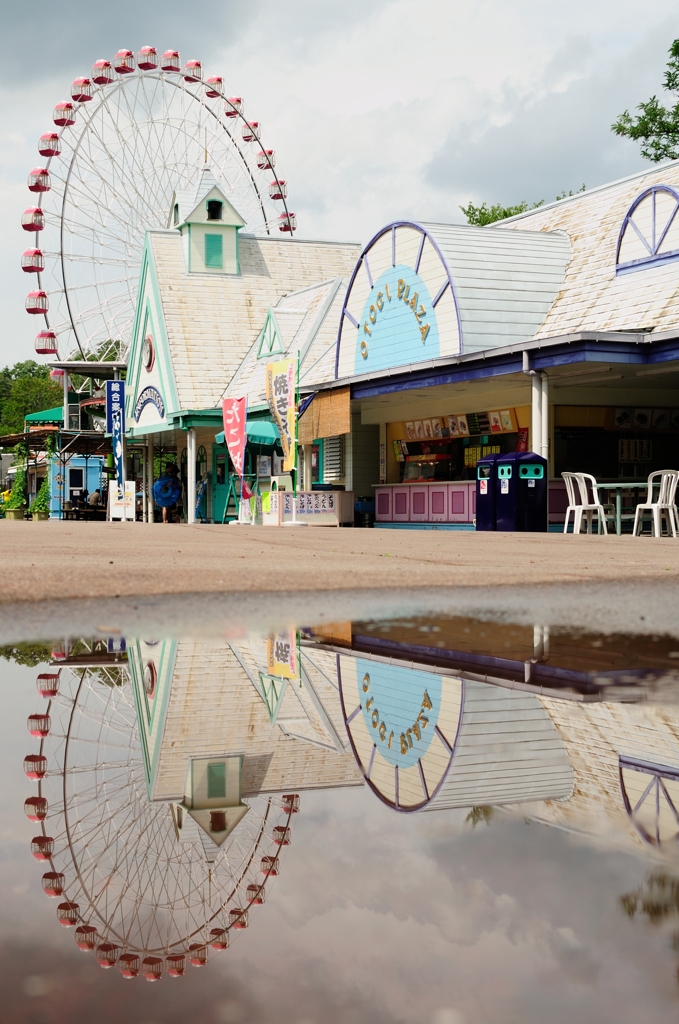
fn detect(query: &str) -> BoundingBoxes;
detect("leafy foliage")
[4,467,26,509]
[612,38,679,161]
[0,642,54,666]
[30,475,51,513]
[461,185,586,226]
[0,361,62,436]
[465,805,495,828]
[621,870,679,982]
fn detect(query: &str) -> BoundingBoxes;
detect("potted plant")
[30,477,51,521]
[4,467,27,519]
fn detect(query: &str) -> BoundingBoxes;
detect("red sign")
[222,397,247,476]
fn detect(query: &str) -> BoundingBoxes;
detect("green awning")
[25,406,64,423]
[215,420,280,446]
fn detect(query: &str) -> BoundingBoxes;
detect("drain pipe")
[522,352,542,456]
[540,370,549,462]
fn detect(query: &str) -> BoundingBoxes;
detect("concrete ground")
[1,520,678,603]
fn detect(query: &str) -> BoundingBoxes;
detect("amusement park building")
[124,160,679,524]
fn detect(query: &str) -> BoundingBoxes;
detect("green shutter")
[205,233,223,269]
[207,762,226,798]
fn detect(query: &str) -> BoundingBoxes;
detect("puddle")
[4,606,679,1022]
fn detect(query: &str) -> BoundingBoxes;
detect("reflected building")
[309,618,679,856]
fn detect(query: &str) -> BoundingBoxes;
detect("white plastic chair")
[633,470,679,537]
[562,472,612,535]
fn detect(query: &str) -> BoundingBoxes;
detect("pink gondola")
[228,908,248,930]
[247,883,265,905]
[28,713,50,736]
[22,207,45,231]
[41,872,64,897]
[96,942,120,968]
[27,168,50,193]
[183,59,202,82]
[26,290,49,314]
[142,956,163,982]
[56,902,79,927]
[224,96,243,117]
[114,50,135,74]
[242,121,260,142]
[38,133,61,158]
[75,925,98,951]
[278,212,297,233]
[30,836,54,860]
[257,149,275,170]
[36,671,60,696]
[118,952,140,978]
[209,928,229,950]
[53,102,75,127]
[24,754,47,779]
[71,78,93,103]
[137,46,158,70]
[91,59,114,85]
[25,796,47,821]
[21,249,44,273]
[161,50,181,72]
[269,179,288,201]
[188,943,207,967]
[206,75,223,97]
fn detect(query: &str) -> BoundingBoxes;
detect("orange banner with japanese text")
[265,359,296,473]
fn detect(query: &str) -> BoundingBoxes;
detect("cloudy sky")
[1,0,679,363]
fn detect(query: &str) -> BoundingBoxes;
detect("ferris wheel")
[21,47,296,362]
[24,659,298,981]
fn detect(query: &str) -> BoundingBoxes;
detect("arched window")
[207,200,223,221]
[173,203,179,226]
[616,185,679,274]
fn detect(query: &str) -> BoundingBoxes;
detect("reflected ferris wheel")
[24,658,298,980]
[21,46,296,361]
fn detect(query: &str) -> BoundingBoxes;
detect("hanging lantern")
[142,956,163,982]
[21,249,44,273]
[137,46,159,71]
[28,713,50,737]
[41,872,65,897]
[188,944,207,967]
[247,883,265,905]
[224,96,243,118]
[91,59,114,86]
[242,121,260,142]
[278,212,297,233]
[228,908,248,930]
[56,902,79,927]
[22,207,45,231]
[25,796,48,821]
[38,133,61,158]
[75,925,98,951]
[114,50,136,74]
[269,179,288,201]
[96,942,120,969]
[205,75,223,97]
[209,928,229,951]
[281,793,300,813]
[118,952,140,979]
[27,168,51,193]
[166,953,186,977]
[53,102,76,127]
[183,60,203,82]
[256,149,275,170]
[30,836,54,860]
[24,754,47,779]
[161,50,181,72]
[36,670,60,696]
[71,78,93,103]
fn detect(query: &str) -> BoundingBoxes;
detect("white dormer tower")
[169,167,246,275]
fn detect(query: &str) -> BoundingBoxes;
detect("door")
[69,467,84,504]
[211,446,229,523]
[429,484,448,522]
[409,485,429,521]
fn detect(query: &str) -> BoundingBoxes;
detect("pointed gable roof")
[169,166,245,229]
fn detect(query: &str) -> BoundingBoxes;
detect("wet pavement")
[4,596,679,1023]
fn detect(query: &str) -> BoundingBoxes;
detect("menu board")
[466,411,491,435]
[403,409,517,441]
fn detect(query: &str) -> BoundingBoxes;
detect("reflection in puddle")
[7,616,679,1016]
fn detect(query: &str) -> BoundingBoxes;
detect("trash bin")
[475,453,502,531]
[354,496,375,528]
[496,452,548,532]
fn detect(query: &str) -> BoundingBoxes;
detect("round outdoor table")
[597,481,648,535]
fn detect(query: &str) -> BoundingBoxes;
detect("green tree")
[0,375,63,435]
[612,38,679,161]
[460,186,586,226]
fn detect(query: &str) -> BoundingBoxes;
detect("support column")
[540,373,549,462]
[187,428,196,524]
[62,370,69,432]
[142,441,147,524]
[531,374,542,455]
[303,445,312,492]
[147,435,154,524]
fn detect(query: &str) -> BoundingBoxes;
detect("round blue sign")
[356,659,442,769]
[356,264,440,375]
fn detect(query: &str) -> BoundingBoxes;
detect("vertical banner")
[266,631,299,680]
[221,397,247,476]
[265,359,296,473]
[106,381,126,498]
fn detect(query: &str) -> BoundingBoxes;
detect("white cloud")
[2,2,679,363]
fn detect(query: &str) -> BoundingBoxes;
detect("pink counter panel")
[375,483,476,524]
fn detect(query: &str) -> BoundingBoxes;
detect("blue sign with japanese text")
[105,381,125,433]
